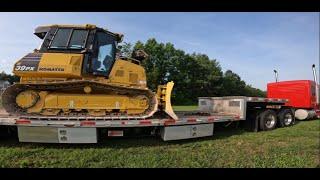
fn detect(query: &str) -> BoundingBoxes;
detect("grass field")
[0,118,319,168]
[0,102,319,167]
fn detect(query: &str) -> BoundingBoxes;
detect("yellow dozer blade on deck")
[157,81,178,120]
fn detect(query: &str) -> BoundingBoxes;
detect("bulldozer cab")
[84,31,117,77]
[35,24,122,78]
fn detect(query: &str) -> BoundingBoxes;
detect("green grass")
[0,119,319,168]
[173,105,198,111]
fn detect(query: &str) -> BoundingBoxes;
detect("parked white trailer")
[0,96,295,143]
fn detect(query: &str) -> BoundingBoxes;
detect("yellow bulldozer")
[1,24,178,120]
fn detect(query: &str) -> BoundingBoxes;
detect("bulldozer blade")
[158,81,178,120]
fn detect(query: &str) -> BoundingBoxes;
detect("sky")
[0,12,318,90]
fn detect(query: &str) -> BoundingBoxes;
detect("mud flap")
[157,81,178,120]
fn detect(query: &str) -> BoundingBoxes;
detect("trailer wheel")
[278,109,294,127]
[259,110,277,131]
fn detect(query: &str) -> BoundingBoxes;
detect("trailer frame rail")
[0,114,241,128]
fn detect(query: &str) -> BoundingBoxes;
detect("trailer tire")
[278,109,295,127]
[259,110,277,131]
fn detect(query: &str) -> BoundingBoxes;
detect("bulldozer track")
[1,80,158,120]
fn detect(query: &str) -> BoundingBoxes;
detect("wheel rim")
[265,114,276,128]
[284,113,293,126]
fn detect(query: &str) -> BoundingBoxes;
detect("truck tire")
[259,110,277,131]
[278,109,295,127]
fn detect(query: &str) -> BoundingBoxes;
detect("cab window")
[69,29,88,49]
[91,32,116,76]
[50,29,71,48]
[50,28,88,49]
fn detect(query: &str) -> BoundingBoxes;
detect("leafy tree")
[121,38,266,104]
[119,42,133,57]
[244,84,266,97]
[221,70,247,96]
[0,71,19,84]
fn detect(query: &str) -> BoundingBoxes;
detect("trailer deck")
[0,96,292,143]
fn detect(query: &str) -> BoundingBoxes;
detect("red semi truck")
[267,64,320,120]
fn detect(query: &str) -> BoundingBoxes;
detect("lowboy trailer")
[0,96,296,143]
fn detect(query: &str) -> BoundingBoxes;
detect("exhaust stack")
[273,70,278,82]
[312,64,319,105]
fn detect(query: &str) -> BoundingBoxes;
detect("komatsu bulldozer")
[1,24,178,120]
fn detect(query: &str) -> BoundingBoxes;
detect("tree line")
[121,38,266,105]
[0,71,19,84]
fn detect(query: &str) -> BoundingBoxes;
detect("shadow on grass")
[0,122,248,149]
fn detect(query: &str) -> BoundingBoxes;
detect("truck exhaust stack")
[273,70,278,82]
[312,64,319,105]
